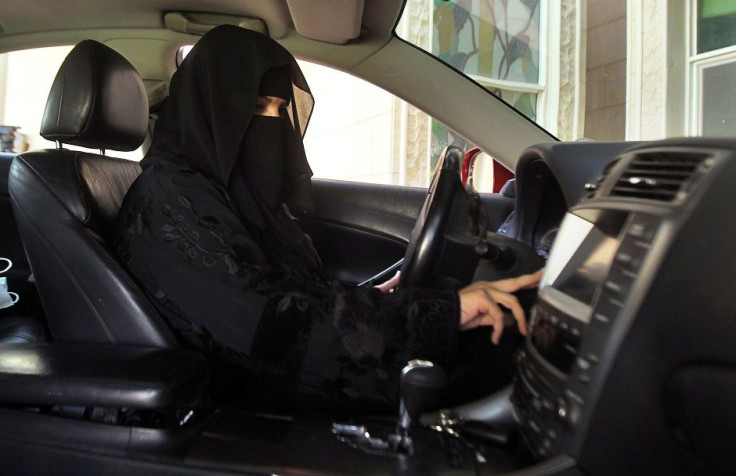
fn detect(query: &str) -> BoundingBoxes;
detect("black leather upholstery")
[41,40,148,151]
[0,317,45,344]
[8,41,178,347]
[0,344,207,408]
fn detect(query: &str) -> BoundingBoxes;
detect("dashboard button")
[565,389,585,405]
[592,294,624,326]
[627,222,649,239]
[555,399,574,429]
[615,249,636,266]
[615,241,649,273]
[576,358,591,371]
[592,310,612,326]
[626,217,658,241]
[603,273,632,296]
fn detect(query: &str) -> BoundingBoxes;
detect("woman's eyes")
[253,98,289,113]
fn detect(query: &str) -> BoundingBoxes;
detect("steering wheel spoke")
[400,146,469,288]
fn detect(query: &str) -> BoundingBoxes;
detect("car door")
[298,177,515,286]
[295,62,516,286]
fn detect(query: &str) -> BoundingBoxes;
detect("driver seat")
[8,40,178,347]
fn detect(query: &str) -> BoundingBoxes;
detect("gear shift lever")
[391,360,448,453]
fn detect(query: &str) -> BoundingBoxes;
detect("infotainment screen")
[553,230,619,305]
[540,213,624,320]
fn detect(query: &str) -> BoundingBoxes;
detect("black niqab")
[143,25,320,278]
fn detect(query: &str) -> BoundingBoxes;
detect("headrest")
[41,40,148,151]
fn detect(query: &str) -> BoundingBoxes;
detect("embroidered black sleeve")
[117,163,460,409]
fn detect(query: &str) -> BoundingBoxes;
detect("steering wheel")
[399,146,465,288]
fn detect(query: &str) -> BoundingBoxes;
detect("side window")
[0,46,72,153]
[299,60,472,188]
[0,45,143,160]
[689,0,736,136]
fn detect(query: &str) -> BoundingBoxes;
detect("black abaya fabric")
[116,25,461,409]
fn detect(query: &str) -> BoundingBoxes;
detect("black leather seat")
[8,40,177,347]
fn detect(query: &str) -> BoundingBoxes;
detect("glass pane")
[430,120,472,170]
[698,0,736,53]
[398,1,642,141]
[0,45,143,160]
[701,60,736,135]
[299,60,471,187]
[299,61,400,184]
[431,0,541,84]
[488,88,538,121]
[0,46,72,152]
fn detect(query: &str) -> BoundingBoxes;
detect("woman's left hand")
[375,271,401,293]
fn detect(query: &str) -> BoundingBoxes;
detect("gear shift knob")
[400,360,448,422]
[393,360,448,452]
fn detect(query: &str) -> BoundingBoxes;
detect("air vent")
[610,152,708,202]
[583,158,619,199]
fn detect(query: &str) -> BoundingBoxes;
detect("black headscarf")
[142,25,321,279]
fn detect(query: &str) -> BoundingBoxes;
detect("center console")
[511,140,736,475]
[513,209,661,458]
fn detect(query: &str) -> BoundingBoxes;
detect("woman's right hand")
[457,270,543,344]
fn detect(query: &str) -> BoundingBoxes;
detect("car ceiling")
[0,0,396,64]
[1,1,292,37]
[0,0,555,168]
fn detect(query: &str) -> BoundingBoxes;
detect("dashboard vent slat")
[583,158,619,199]
[610,152,708,202]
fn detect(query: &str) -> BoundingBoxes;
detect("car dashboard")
[508,137,736,475]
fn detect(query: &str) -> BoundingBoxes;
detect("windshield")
[397,0,736,141]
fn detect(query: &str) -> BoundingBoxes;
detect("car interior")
[1,0,735,475]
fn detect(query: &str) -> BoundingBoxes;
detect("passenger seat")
[8,40,177,347]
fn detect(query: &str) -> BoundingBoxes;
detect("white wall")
[299,61,397,184]
[2,46,72,151]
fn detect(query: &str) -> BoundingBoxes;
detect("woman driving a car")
[116,25,541,410]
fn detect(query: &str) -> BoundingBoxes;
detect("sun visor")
[287,0,364,44]
[164,12,268,37]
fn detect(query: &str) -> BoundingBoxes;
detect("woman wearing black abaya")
[116,25,541,411]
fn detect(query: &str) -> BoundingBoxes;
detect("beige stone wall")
[395,0,432,187]
[556,0,584,141]
[584,0,627,141]
[628,0,668,140]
